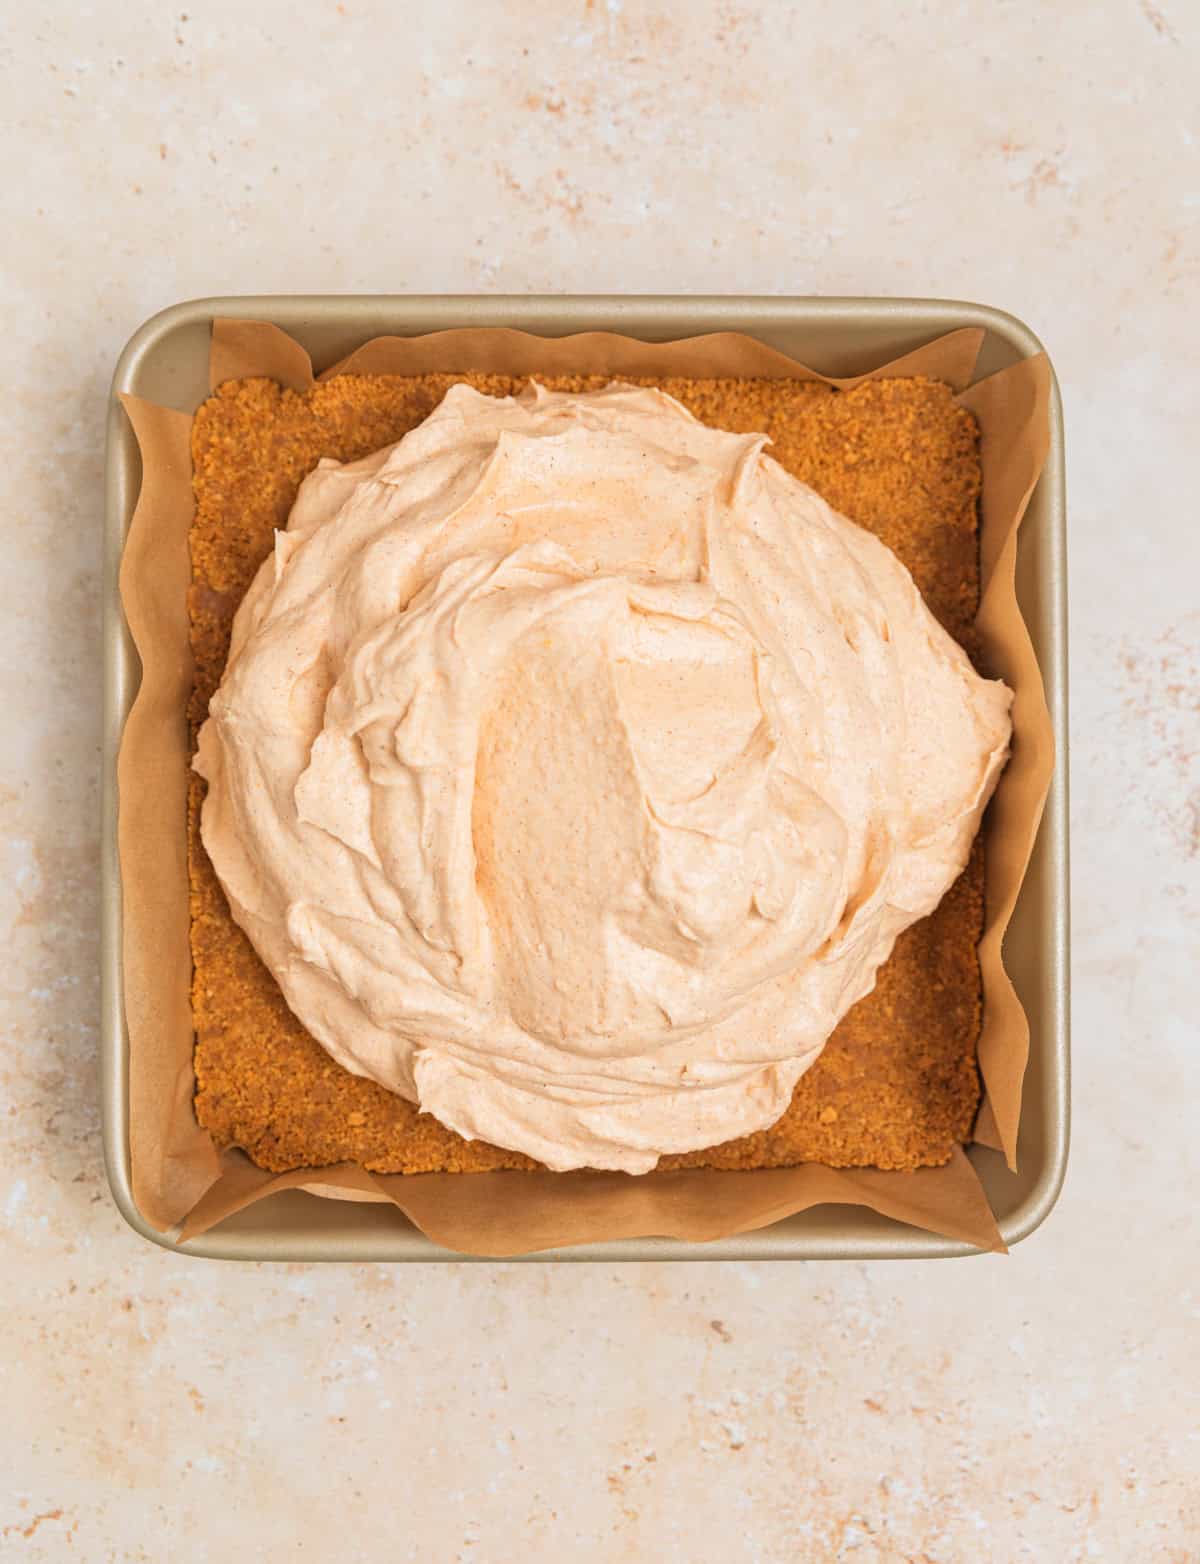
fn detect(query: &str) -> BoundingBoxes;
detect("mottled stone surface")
[1,2,1197,1559]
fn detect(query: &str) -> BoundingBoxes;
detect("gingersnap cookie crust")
[188,370,985,1176]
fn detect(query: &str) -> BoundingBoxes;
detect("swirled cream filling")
[196,383,1011,1172]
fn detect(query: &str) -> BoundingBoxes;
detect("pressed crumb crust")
[189,372,986,1175]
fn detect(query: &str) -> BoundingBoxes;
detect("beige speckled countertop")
[3,3,1198,1559]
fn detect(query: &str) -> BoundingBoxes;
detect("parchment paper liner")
[117,319,1052,1256]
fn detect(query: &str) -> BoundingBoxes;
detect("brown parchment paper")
[118,320,1053,1256]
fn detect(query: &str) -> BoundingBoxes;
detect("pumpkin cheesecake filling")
[194,382,1010,1173]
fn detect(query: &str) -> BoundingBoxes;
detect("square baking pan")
[101,295,1069,1261]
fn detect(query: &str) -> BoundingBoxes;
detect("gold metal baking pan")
[101,295,1069,1260]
